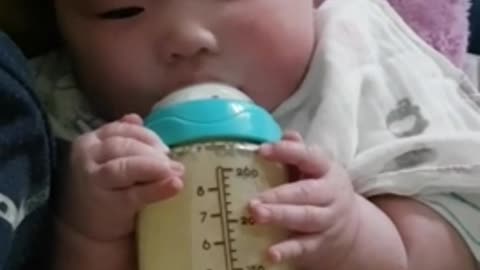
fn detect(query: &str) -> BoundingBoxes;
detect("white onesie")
[274,0,480,262]
[30,0,480,263]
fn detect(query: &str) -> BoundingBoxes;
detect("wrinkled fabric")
[274,0,480,261]
[0,32,54,270]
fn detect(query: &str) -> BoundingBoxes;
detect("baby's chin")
[90,101,152,122]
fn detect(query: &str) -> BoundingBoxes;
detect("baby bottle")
[138,83,291,270]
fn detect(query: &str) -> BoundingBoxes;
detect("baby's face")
[55,0,318,119]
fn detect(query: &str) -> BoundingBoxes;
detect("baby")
[31,0,480,269]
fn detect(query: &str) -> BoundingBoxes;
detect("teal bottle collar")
[144,99,282,147]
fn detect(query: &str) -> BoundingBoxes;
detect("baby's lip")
[166,74,240,93]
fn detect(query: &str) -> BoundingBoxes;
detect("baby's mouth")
[168,76,242,93]
[151,82,250,110]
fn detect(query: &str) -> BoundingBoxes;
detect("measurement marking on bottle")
[216,166,234,270]
[214,165,258,270]
[223,167,240,270]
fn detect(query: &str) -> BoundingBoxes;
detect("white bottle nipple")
[153,83,252,110]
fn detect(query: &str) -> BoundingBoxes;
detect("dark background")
[470,0,480,53]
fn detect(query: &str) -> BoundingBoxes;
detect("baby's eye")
[98,7,144,20]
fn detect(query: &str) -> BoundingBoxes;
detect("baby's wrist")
[54,217,136,270]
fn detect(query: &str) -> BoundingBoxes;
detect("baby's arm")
[336,195,477,270]
[250,132,477,270]
[54,218,136,270]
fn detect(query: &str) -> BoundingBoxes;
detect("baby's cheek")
[76,64,150,119]
[225,18,314,110]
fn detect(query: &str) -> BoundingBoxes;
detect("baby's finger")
[120,114,143,125]
[128,177,183,208]
[252,180,333,206]
[94,136,166,164]
[249,203,330,233]
[267,235,320,264]
[94,156,184,189]
[96,121,168,152]
[70,131,102,162]
[282,130,303,142]
[259,142,329,177]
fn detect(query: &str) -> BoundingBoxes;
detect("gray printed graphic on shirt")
[384,98,434,171]
[382,147,438,172]
[386,98,429,138]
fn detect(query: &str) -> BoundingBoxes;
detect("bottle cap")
[144,83,282,147]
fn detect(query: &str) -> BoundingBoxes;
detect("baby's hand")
[249,132,360,270]
[58,114,184,242]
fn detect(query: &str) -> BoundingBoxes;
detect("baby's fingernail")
[169,177,184,191]
[159,141,170,152]
[121,114,142,125]
[152,136,170,152]
[169,162,185,174]
[269,249,282,263]
[253,205,270,223]
[249,199,261,206]
[259,144,273,155]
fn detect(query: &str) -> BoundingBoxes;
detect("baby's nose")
[163,22,219,63]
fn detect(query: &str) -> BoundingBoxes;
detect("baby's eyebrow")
[79,0,143,11]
